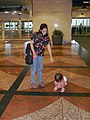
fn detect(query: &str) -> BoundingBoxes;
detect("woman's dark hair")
[40,23,48,30]
[54,73,63,82]
[39,23,48,36]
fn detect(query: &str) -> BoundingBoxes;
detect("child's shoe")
[54,87,58,91]
[60,88,65,92]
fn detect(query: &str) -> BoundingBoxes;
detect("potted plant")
[52,29,64,45]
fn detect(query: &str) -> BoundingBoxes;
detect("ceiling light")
[13,11,17,13]
[5,11,9,13]
[81,13,84,15]
[18,12,22,15]
[54,24,58,28]
[12,13,15,15]
[83,1,90,3]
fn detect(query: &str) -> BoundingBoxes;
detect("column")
[2,20,4,41]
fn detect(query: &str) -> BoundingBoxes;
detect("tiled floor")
[0,39,90,120]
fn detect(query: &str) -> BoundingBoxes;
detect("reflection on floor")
[0,39,90,120]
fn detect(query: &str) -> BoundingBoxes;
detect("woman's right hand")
[33,52,37,58]
[33,54,37,58]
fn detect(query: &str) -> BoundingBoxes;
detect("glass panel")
[13,30,20,39]
[4,20,33,40]
[21,29,28,39]
[4,21,19,39]
[72,19,78,34]
[21,21,33,39]
[10,21,18,30]
[4,22,9,30]
[72,18,90,35]
[87,19,90,34]
[5,30,13,39]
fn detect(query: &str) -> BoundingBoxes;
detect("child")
[54,73,67,92]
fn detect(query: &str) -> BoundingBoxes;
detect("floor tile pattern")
[0,40,90,119]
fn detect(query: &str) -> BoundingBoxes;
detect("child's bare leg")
[54,86,58,91]
[54,82,58,91]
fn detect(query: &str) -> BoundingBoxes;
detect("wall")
[33,0,72,43]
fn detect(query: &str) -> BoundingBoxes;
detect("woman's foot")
[31,83,38,89]
[38,83,45,88]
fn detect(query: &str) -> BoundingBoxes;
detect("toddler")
[54,73,67,92]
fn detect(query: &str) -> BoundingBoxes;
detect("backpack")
[25,43,33,64]
[26,43,31,54]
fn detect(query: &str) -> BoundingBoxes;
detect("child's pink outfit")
[54,76,67,92]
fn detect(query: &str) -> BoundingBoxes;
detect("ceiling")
[0,0,90,13]
[0,0,90,7]
[0,0,32,6]
[72,0,90,12]
[0,0,32,15]
[73,0,90,7]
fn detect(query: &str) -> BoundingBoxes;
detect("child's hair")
[54,73,63,82]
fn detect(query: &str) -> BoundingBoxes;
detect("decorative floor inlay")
[0,40,90,119]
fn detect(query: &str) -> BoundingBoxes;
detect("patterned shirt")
[30,32,50,56]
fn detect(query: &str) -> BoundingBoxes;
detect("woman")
[30,23,53,88]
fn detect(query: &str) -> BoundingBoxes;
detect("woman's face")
[41,28,47,36]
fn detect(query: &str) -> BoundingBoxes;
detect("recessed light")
[83,1,90,3]
[81,13,84,15]
[18,12,22,15]
[54,24,58,28]
[13,11,17,13]
[12,13,15,15]
[5,11,9,13]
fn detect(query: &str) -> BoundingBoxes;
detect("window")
[72,18,90,34]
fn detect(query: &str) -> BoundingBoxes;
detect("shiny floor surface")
[0,39,90,120]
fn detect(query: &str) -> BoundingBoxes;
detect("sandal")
[38,83,45,88]
[31,83,38,89]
